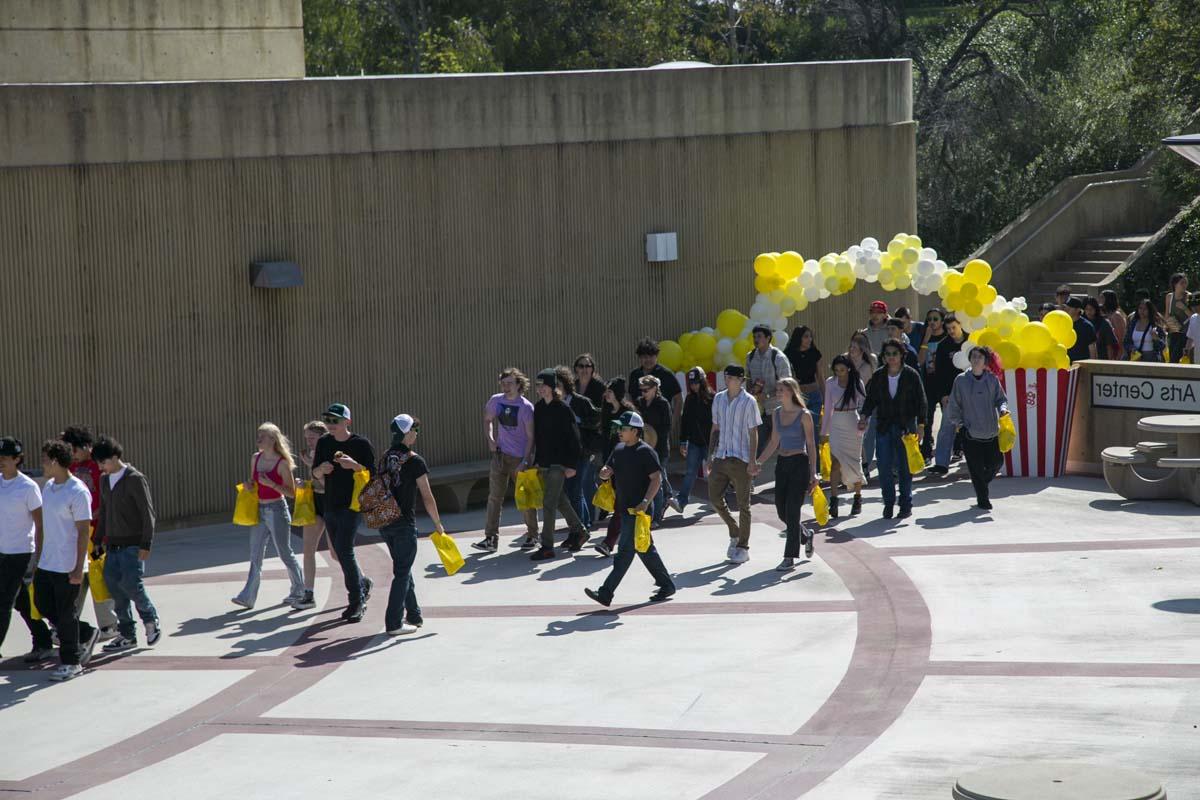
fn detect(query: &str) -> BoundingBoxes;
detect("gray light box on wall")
[249,261,303,288]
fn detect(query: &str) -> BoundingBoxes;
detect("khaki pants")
[485,451,538,538]
[709,457,753,548]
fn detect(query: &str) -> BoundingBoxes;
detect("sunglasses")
[575,363,594,370]
[321,414,343,424]
[410,423,422,434]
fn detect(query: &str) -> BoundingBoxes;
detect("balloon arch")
[655,233,1076,374]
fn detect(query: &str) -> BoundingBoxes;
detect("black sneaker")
[650,586,676,602]
[977,499,993,510]
[23,646,54,663]
[518,534,538,549]
[882,505,894,519]
[897,506,912,519]
[585,588,611,607]
[851,495,862,515]
[593,542,612,557]
[291,591,317,610]
[530,547,556,562]
[928,465,949,477]
[804,531,815,559]
[565,532,587,552]
[471,537,498,553]
[344,604,366,623]
[830,496,840,520]
[361,577,374,602]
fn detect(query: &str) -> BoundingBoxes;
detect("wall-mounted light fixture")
[645,232,678,262]
[249,261,303,288]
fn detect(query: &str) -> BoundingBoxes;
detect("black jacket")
[566,392,603,455]
[95,466,156,550]
[534,398,582,468]
[933,336,968,401]
[861,365,929,436]
[681,393,713,448]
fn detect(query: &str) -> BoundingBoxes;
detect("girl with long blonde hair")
[232,423,305,609]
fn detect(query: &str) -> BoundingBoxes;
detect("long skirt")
[829,409,866,487]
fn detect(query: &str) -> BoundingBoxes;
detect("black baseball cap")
[323,403,351,421]
[0,437,23,457]
[724,365,746,378]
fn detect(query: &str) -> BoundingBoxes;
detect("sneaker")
[584,588,611,607]
[530,547,556,562]
[830,496,840,520]
[518,534,538,549]
[593,542,612,557]
[291,591,316,610]
[804,531,815,559]
[406,617,424,628]
[928,465,949,477]
[361,576,374,602]
[98,626,118,641]
[471,537,498,553]
[102,636,136,653]
[650,586,676,602]
[726,538,737,561]
[386,623,418,636]
[344,604,366,623]
[145,622,162,646]
[730,547,749,564]
[667,496,682,513]
[977,499,993,511]
[776,557,796,572]
[23,646,54,663]
[81,628,100,666]
[49,664,82,682]
[851,495,862,516]
[897,507,912,520]
[51,629,60,648]
[565,532,587,552]
[231,596,253,609]
[883,505,894,519]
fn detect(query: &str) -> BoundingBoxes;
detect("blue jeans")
[862,415,877,469]
[565,453,598,528]
[652,449,675,522]
[676,444,707,508]
[598,509,675,601]
[874,427,913,511]
[934,401,957,468]
[236,500,304,606]
[103,545,159,640]
[804,389,823,428]
[379,521,421,630]
[323,507,364,609]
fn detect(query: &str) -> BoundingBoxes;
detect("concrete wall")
[0,0,303,83]
[0,61,916,520]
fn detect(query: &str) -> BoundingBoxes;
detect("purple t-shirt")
[486,393,535,459]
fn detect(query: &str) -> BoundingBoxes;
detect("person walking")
[745,324,792,458]
[561,367,603,530]
[93,436,162,652]
[1185,293,1200,362]
[1064,297,1098,363]
[707,364,762,565]
[1083,297,1118,360]
[59,425,119,639]
[757,379,818,570]
[1101,290,1127,360]
[232,424,305,610]
[675,367,713,513]
[377,414,442,636]
[916,309,946,460]
[859,339,928,520]
[821,354,866,518]
[593,378,629,557]
[474,368,538,553]
[530,369,588,561]
[573,354,606,407]
[0,437,54,663]
[945,347,1010,511]
[584,411,676,607]
[628,338,683,426]
[33,440,99,681]
[1165,273,1191,363]
[784,325,825,423]
[631,375,675,520]
[886,317,921,370]
[860,300,892,355]
[1123,298,1167,362]
[848,331,879,478]
[293,420,338,611]
[929,314,968,477]
[312,404,375,623]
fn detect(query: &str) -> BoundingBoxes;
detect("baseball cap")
[1065,296,1084,310]
[1056,284,1072,295]
[870,301,888,314]
[686,367,706,383]
[536,368,557,386]
[390,414,416,435]
[616,411,644,429]
[724,364,746,378]
[0,437,22,457]
[323,403,351,421]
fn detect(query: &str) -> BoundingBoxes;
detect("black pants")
[920,377,937,457]
[0,552,52,654]
[963,436,1003,505]
[323,508,364,609]
[33,569,96,666]
[1168,332,1187,363]
[775,453,811,559]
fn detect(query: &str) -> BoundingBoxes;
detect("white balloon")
[773,316,788,331]
[935,259,948,273]
[714,351,731,368]
[952,350,970,371]
[920,247,938,261]
[717,337,733,355]
[798,271,816,289]
[925,272,944,290]
[739,322,754,339]
[861,237,879,251]
[804,285,821,301]
[865,257,882,276]
[847,245,862,260]
[772,331,789,349]
[818,288,831,299]
[916,259,934,276]
[701,327,715,335]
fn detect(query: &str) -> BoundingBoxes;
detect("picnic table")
[1101,413,1200,505]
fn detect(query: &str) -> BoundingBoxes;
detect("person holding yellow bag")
[60,426,118,640]
[820,355,866,519]
[0,437,55,663]
[584,412,675,607]
[859,340,928,520]
[945,346,1010,512]
[757,380,818,570]
[231,424,305,610]
[292,420,339,611]
[474,368,538,554]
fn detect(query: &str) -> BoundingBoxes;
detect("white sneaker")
[386,624,419,636]
[776,558,796,572]
[145,622,162,646]
[726,538,737,561]
[49,664,82,682]
[731,547,750,564]
[231,597,253,609]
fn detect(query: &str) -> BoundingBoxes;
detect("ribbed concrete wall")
[0,62,915,521]
[0,0,303,82]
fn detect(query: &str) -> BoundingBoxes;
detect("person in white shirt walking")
[0,437,54,662]
[706,365,762,564]
[33,440,99,681]
[745,324,792,459]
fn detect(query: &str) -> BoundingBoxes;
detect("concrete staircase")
[1028,234,1154,302]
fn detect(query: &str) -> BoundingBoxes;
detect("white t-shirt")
[108,465,128,489]
[1186,313,1200,348]
[0,472,42,555]
[39,475,92,573]
[887,373,900,398]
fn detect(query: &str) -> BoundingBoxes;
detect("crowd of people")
[10,278,1198,680]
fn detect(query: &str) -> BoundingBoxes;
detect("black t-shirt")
[1068,317,1098,362]
[786,346,822,385]
[382,449,429,524]
[577,378,605,408]
[636,395,672,456]
[628,364,682,403]
[313,433,376,511]
[606,441,662,510]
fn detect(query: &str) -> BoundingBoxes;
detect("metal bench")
[427,459,493,513]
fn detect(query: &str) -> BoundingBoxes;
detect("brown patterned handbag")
[358,454,405,529]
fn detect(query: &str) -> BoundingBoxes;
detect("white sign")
[1091,373,1200,412]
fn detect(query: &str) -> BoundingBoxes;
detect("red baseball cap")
[870,301,888,313]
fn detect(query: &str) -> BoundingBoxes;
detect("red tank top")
[255,453,286,500]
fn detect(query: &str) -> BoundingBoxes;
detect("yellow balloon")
[777,251,804,281]
[1051,344,1070,369]
[945,291,963,310]
[824,275,840,292]
[716,309,747,339]
[1043,310,1073,343]
[963,259,992,285]
[1059,328,1077,349]
[964,299,983,318]
[996,341,1021,369]
[887,239,905,257]
[902,247,920,265]
[1017,321,1054,353]
[690,332,717,359]
[878,268,894,285]
[732,338,754,361]
[754,253,779,276]
[905,235,922,249]
[894,273,912,290]
[795,295,809,312]
[959,282,978,300]
[944,271,964,292]
[977,285,997,305]
[658,341,683,372]
[679,332,694,350]
[978,330,1003,349]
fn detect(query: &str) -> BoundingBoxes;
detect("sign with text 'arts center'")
[1091,373,1200,412]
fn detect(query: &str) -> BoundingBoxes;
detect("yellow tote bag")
[27,584,42,621]
[632,510,652,553]
[997,414,1016,454]
[431,529,465,575]
[819,441,832,483]
[88,555,111,603]
[515,468,545,511]
[348,469,371,512]
[233,482,259,526]
[292,481,317,527]
[592,480,615,513]
[902,433,925,475]
[811,484,830,526]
